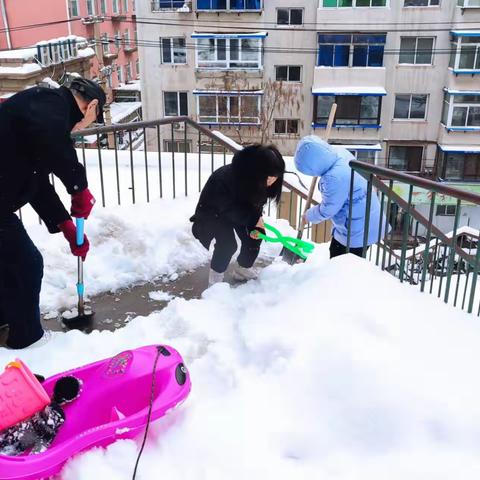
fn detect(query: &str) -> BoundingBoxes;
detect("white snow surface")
[2,249,480,479]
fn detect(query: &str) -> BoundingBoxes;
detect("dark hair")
[232,144,285,206]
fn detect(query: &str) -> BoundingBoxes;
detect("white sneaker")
[231,263,258,282]
[208,269,225,287]
[28,330,55,349]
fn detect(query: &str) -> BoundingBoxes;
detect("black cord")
[132,346,162,480]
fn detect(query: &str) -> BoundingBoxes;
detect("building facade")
[0,0,139,90]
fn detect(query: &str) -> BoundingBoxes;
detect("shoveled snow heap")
[2,246,480,479]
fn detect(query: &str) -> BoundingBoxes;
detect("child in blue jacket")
[294,135,387,258]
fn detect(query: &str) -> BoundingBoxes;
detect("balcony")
[124,44,138,54]
[82,15,104,25]
[111,12,128,21]
[103,51,118,62]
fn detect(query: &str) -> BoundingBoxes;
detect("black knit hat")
[70,77,106,124]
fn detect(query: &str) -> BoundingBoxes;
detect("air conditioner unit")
[173,122,186,131]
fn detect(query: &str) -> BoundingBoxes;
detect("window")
[388,146,423,171]
[436,205,458,216]
[351,149,377,164]
[164,92,188,116]
[274,119,299,135]
[117,65,123,83]
[196,36,263,70]
[124,29,130,47]
[318,33,386,67]
[101,0,107,14]
[458,0,480,6]
[102,33,110,55]
[152,0,184,9]
[197,0,262,11]
[399,37,435,64]
[164,140,192,153]
[68,0,79,17]
[438,152,480,181]
[275,65,302,82]
[87,0,95,15]
[197,93,261,124]
[277,8,303,25]
[113,0,119,13]
[394,94,428,120]
[442,92,480,129]
[450,35,480,72]
[126,63,132,82]
[115,31,121,48]
[322,0,387,6]
[123,0,128,12]
[314,95,382,126]
[136,59,140,77]
[404,0,439,5]
[161,38,187,64]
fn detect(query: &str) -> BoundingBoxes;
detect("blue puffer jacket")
[294,136,386,248]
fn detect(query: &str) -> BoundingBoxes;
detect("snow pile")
[1,254,480,479]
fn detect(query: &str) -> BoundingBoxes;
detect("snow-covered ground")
[5,149,480,479]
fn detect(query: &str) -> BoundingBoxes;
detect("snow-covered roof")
[0,63,42,75]
[77,47,95,58]
[0,47,36,60]
[110,102,142,123]
[312,86,387,96]
[439,145,480,154]
[115,81,141,91]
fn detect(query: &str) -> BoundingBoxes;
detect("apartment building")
[137,2,479,197]
[0,0,139,90]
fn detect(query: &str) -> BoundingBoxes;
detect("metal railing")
[349,160,480,315]
[71,116,326,242]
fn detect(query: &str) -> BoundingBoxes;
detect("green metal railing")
[349,160,480,315]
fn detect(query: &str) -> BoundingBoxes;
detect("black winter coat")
[191,164,265,249]
[0,86,87,233]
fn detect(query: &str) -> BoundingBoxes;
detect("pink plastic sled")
[0,345,191,480]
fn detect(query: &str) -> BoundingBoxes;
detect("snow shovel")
[281,103,337,265]
[253,223,315,261]
[62,217,95,328]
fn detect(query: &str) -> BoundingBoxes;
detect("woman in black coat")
[191,145,285,286]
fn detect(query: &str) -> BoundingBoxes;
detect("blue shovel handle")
[75,217,85,298]
[76,217,85,247]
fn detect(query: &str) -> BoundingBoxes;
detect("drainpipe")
[0,0,12,49]
[65,0,72,35]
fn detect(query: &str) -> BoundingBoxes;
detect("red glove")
[71,188,95,219]
[58,220,90,260]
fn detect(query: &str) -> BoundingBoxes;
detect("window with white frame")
[123,0,128,12]
[196,36,263,70]
[458,0,480,7]
[318,33,386,67]
[87,0,95,15]
[349,149,377,164]
[68,0,79,17]
[394,94,428,119]
[197,93,261,124]
[164,92,188,116]
[164,140,192,153]
[124,29,130,47]
[115,31,121,48]
[152,0,184,9]
[101,0,107,14]
[438,152,480,181]
[274,119,299,135]
[197,0,262,11]
[442,92,480,128]
[126,63,132,82]
[399,37,435,64]
[161,38,187,64]
[450,34,480,71]
[275,65,302,82]
[436,205,458,216]
[276,8,303,25]
[322,0,387,6]
[314,95,382,126]
[102,33,110,55]
[404,0,439,5]
[113,0,119,13]
[117,65,123,83]
[136,59,140,77]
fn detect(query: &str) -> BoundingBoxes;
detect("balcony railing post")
[420,192,436,292]
[129,130,135,204]
[156,125,163,198]
[171,123,176,199]
[198,130,202,193]
[144,128,150,203]
[184,121,188,197]
[97,133,106,207]
[362,173,373,258]
[113,132,121,205]
[346,169,355,253]
[444,199,462,304]
[399,185,414,283]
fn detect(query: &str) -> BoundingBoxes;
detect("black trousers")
[0,214,44,349]
[211,222,262,274]
[329,237,366,259]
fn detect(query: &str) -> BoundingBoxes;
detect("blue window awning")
[312,86,387,96]
[451,30,480,38]
[193,89,263,96]
[439,145,480,154]
[192,31,268,39]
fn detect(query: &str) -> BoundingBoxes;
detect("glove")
[71,188,95,219]
[58,220,90,260]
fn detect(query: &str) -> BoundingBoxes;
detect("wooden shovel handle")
[297,103,337,238]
